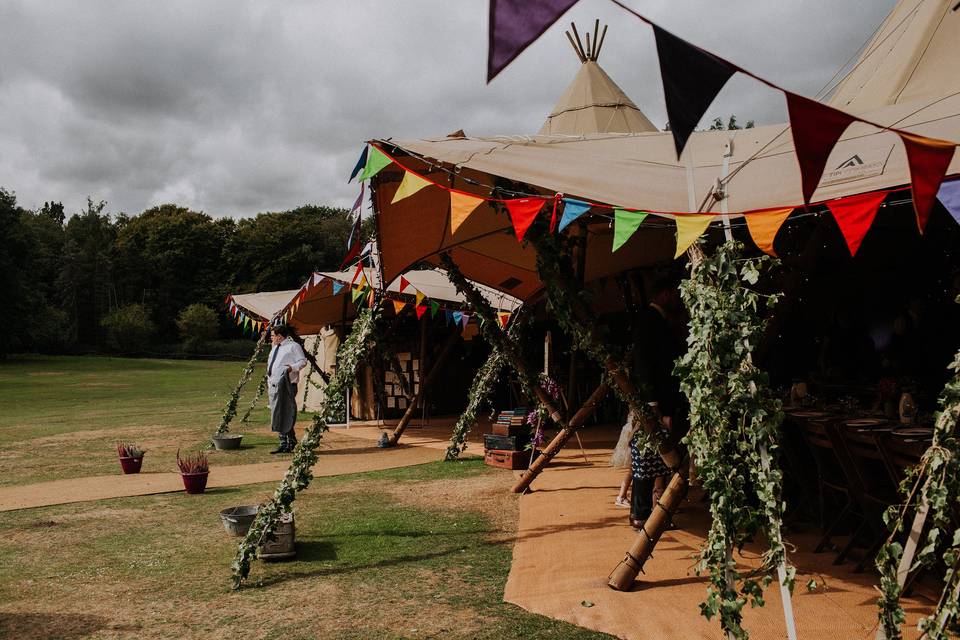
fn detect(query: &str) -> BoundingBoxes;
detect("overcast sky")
[0,0,897,219]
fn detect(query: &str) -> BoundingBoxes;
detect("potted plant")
[177,449,210,494]
[117,442,145,474]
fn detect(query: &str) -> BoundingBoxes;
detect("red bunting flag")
[786,93,857,205]
[826,190,889,256]
[399,276,410,293]
[549,194,561,233]
[415,304,427,320]
[505,198,546,242]
[899,132,956,233]
[498,312,511,328]
[351,262,364,285]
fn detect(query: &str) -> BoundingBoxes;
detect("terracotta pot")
[181,471,209,494]
[118,455,144,474]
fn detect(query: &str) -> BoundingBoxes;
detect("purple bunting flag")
[937,179,960,226]
[488,0,580,82]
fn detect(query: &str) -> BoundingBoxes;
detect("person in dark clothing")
[629,277,687,528]
[266,325,308,453]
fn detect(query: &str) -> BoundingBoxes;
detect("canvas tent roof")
[539,60,657,135]
[827,0,960,113]
[231,267,521,336]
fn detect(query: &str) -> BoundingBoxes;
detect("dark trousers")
[279,429,297,447]
[631,475,654,521]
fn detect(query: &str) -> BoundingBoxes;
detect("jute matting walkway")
[0,428,457,512]
[504,426,931,640]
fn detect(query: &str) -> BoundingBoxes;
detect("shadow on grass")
[0,613,124,639]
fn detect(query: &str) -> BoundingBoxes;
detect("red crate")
[484,448,532,470]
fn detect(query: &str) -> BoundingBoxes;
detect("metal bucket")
[212,434,243,450]
[219,505,259,536]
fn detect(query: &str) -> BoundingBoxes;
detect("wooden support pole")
[513,382,608,493]
[387,329,460,446]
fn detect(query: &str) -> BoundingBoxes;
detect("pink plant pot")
[181,471,209,494]
[118,456,144,474]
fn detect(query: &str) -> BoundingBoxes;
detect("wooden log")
[512,382,608,493]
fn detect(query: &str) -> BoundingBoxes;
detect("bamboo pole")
[387,329,460,446]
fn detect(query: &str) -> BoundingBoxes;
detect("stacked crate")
[484,407,532,470]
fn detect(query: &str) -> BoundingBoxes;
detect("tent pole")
[387,329,460,446]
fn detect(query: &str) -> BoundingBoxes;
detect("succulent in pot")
[177,449,210,494]
[117,442,146,474]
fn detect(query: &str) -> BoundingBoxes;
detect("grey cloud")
[0,0,896,218]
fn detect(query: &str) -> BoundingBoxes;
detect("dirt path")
[503,425,932,640]
[0,429,456,512]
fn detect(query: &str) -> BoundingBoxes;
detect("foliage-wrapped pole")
[239,373,268,425]
[231,307,381,588]
[300,334,323,412]
[215,328,269,437]
[672,241,791,639]
[387,329,461,446]
[445,346,507,460]
[876,339,960,640]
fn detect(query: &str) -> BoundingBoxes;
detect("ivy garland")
[445,345,507,460]
[300,334,323,412]
[231,306,383,588]
[215,329,269,437]
[876,340,960,639]
[674,240,790,639]
[238,373,268,426]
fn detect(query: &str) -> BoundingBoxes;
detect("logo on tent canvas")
[821,146,894,187]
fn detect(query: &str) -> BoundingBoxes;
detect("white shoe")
[614,497,630,508]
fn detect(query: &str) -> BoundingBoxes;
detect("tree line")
[0,187,357,357]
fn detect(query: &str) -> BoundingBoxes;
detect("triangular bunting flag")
[899,132,956,233]
[392,299,406,315]
[498,312,511,328]
[826,190,889,256]
[785,93,857,204]
[243,316,250,330]
[415,304,427,320]
[674,215,714,259]
[445,310,454,326]
[351,262,364,285]
[399,276,410,293]
[430,300,440,318]
[461,312,471,328]
[452,311,463,326]
[558,198,592,232]
[332,281,344,295]
[312,273,324,287]
[505,198,546,242]
[612,209,649,252]
[391,170,432,204]
[348,146,368,183]
[415,290,425,307]
[487,0,579,82]
[358,274,368,289]
[450,191,484,233]
[357,146,392,182]
[937,179,960,226]
[351,184,364,213]
[744,208,793,256]
[653,24,736,160]
[351,286,364,303]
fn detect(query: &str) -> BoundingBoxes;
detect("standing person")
[629,278,687,528]
[267,325,309,454]
[611,414,639,508]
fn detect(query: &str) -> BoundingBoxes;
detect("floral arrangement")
[116,442,145,458]
[526,374,560,450]
[176,449,209,474]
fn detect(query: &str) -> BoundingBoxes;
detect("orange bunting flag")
[744,208,793,256]
[391,170,432,204]
[415,290,425,307]
[786,92,857,204]
[826,190,889,256]
[505,198,546,242]
[392,299,406,315]
[399,276,410,293]
[415,304,427,320]
[497,312,511,328]
[674,215,714,258]
[358,274,368,289]
[899,132,956,233]
[450,191,484,233]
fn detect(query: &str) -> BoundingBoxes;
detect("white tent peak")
[827,0,960,113]
[539,22,658,136]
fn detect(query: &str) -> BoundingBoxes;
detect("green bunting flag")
[612,209,649,252]
[430,300,440,318]
[357,146,392,182]
[351,286,365,303]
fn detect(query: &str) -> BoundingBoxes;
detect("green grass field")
[0,355,292,486]
[0,355,613,639]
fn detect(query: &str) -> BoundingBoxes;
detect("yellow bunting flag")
[391,170,432,204]
[358,274,367,289]
[674,215,715,259]
[744,208,793,256]
[449,191,484,233]
[392,299,406,315]
[415,290,425,307]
